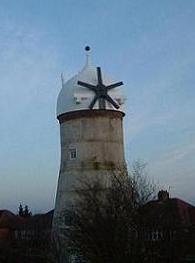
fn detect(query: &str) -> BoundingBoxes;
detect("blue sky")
[0,0,195,213]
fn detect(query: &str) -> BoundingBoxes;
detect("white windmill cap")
[56,46,125,117]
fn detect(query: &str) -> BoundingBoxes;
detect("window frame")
[69,147,77,160]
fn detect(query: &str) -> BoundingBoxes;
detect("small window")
[69,148,77,160]
[151,230,163,241]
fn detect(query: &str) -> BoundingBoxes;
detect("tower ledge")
[57,109,125,124]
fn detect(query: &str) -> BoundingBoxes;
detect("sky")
[0,0,195,213]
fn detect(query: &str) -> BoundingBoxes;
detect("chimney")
[158,190,169,201]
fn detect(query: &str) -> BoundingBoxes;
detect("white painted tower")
[53,47,126,240]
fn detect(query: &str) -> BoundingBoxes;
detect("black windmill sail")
[78,67,123,110]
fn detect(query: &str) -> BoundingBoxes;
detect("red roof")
[0,209,54,230]
[0,210,24,229]
[140,198,195,227]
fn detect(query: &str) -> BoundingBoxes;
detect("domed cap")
[57,47,125,117]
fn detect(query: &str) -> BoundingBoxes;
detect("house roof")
[0,209,54,230]
[21,209,54,229]
[139,198,195,227]
[0,210,24,229]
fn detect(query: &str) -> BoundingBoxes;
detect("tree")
[67,161,156,263]
[18,203,24,217]
[18,204,32,218]
[24,205,32,217]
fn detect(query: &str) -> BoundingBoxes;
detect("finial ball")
[85,46,90,51]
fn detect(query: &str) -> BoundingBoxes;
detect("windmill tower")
[53,47,126,238]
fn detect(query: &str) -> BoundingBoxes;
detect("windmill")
[53,48,126,262]
[77,67,123,110]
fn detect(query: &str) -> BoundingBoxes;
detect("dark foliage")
[68,162,156,263]
[18,204,32,218]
